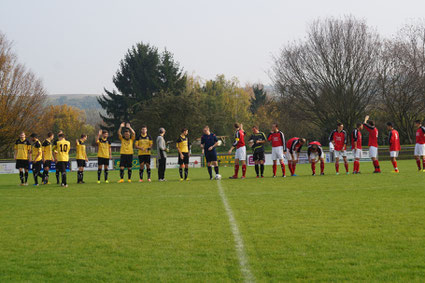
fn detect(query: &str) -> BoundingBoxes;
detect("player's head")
[299,138,306,145]
[159,127,166,135]
[58,130,63,135]
[415,120,422,128]
[123,129,130,139]
[47,132,54,139]
[19,132,26,140]
[80,134,87,141]
[181,128,188,136]
[272,123,278,132]
[357,123,363,130]
[252,125,259,134]
[386,122,394,130]
[337,122,343,131]
[102,130,108,138]
[368,120,375,127]
[141,125,147,135]
[310,144,318,152]
[58,133,65,140]
[203,126,210,135]
[234,123,240,130]
[30,133,37,141]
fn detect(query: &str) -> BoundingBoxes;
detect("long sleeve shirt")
[156,135,167,159]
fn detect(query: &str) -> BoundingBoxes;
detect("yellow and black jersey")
[135,134,153,156]
[15,138,31,160]
[97,138,111,159]
[31,139,42,162]
[76,139,86,160]
[119,135,135,155]
[42,139,53,160]
[56,139,71,162]
[176,135,190,153]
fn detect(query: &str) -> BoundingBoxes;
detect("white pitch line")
[217,180,255,283]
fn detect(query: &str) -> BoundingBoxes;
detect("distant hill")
[46,94,105,126]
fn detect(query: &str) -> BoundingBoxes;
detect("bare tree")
[0,31,46,157]
[271,16,381,137]
[377,22,425,143]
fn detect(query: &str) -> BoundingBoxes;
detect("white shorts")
[390,151,399,158]
[369,146,378,158]
[272,146,284,161]
[334,150,347,159]
[309,152,324,161]
[235,146,246,161]
[353,149,362,159]
[285,151,297,161]
[414,143,425,156]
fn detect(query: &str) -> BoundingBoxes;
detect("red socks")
[242,164,246,177]
[320,161,325,174]
[344,162,349,173]
[353,161,359,173]
[234,164,239,177]
[392,160,398,169]
[335,162,339,173]
[423,159,425,170]
[416,159,421,170]
[373,160,381,172]
[272,164,277,176]
[281,163,286,176]
[311,162,316,174]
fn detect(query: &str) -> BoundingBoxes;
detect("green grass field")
[1,160,425,282]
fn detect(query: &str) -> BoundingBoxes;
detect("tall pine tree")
[98,42,186,138]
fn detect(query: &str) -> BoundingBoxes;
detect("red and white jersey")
[388,129,401,151]
[416,126,425,144]
[363,123,378,147]
[268,131,286,149]
[351,129,362,150]
[329,130,347,151]
[287,137,303,153]
[232,129,245,149]
[307,141,323,157]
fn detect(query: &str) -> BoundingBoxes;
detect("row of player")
[13,117,425,186]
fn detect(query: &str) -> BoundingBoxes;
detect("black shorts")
[98,157,109,166]
[16,159,29,169]
[205,152,217,162]
[178,153,189,165]
[120,154,133,168]
[56,161,68,173]
[253,151,265,162]
[138,155,151,165]
[32,161,42,172]
[77,159,86,167]
[44,160,52,168]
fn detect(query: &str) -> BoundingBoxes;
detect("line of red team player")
[227,116,425,179]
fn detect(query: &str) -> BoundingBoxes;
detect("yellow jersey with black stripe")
[135,134,153,155]
[120,135,135,155]
[42,139,53,160]
[176,135,189,153]
[31,139,42,162]
[76,139,86,160]
[15,139,31,160]
[97,138,111,158]
[56,139,70,162]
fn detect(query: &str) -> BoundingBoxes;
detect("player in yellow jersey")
[54,133,71,187]
[96,129,111,183]
[135,125,153,182]
[176,128,191,181]
[52,130,63,184]
[29,133,43,186]
[118,122,135,183]
[76,134,88,184]
[14,132,31,186]
[41,132,54,184]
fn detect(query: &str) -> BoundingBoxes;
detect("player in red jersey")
[228,123,247,179]
[267,123,286,177]
[307,141,325,176]
[387,122,401,173]
[351,123,363,174]
[329,123,349,175]
[363,115,381,173]
[286,137,306,176]
[414,120,425,171]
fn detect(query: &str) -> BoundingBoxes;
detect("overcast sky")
[1,0,424,95]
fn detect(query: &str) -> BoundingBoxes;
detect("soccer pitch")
[1,160,424,281]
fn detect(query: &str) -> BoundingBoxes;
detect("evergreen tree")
[250,84,268,114]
